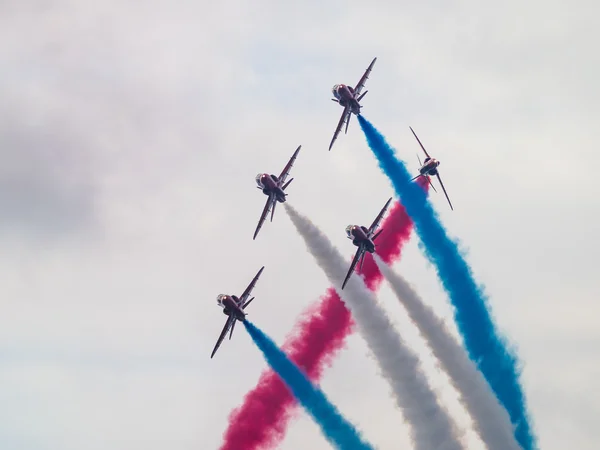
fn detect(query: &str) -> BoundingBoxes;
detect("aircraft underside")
[353,240,375,253]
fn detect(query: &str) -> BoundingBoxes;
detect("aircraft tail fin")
[270,201,277,222]
[359,252,366,271]
[229,319,236,340]
[427,176,438,193]
[357,90,368,102]
[242,297,254,310]
[282,178,293,190]
[372,229,383,242]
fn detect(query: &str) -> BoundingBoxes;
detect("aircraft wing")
[367,197,393,236]
[353,57,377,96]
[211,315,235,359]
[329,106,350,151]
[411,173,437,192]
[239,266,265,303]
[435,173,454,210]
[342,245,365,290]
[278,145,301,184]
[253,194,275,240]
[409,126,431,159]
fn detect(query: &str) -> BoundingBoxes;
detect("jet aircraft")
[341,197,392,289]
[210,266,265,358]
[329,57,377,151]
[253,146,301,240]
[409,126,453,210]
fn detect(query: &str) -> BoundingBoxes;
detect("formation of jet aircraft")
[211,58,455,358]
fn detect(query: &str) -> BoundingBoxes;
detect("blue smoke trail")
[357,115,535,450]
[242,320,374,450]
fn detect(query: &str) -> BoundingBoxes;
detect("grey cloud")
[0,0,258,241]
[0,105,96,237]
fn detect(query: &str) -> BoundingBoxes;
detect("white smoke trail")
[284,203,464,450]
[373,255,520,450]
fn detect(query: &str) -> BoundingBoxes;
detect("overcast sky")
[1,1,598,449]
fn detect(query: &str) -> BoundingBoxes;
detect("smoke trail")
[357,115,535,449]
[374,255,520,450]
[242,320,374,450]
[220,187,428,450]
[284,203,464,450]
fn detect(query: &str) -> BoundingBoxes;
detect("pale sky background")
[1,1,598,449]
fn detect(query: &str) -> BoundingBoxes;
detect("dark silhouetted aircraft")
[409,126,453,210]
[210,266,264,358]
[253,146,301,239]
[329,57,377,151]
[342,197,392,289]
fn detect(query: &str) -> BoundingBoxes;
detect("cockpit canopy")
[217,294,227,306]
[332,84,342,97]
[345,225,356,238]
[255,173,265,187]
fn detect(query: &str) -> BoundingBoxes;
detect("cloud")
[0,110,95,237]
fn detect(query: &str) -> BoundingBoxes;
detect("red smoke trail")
[221,179,429,450]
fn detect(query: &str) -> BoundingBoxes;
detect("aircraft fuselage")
[333,84,361,115]
[347,225,375,253]
[256,174,286,202]
[217,294,246,321]
[419,158,440,176]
